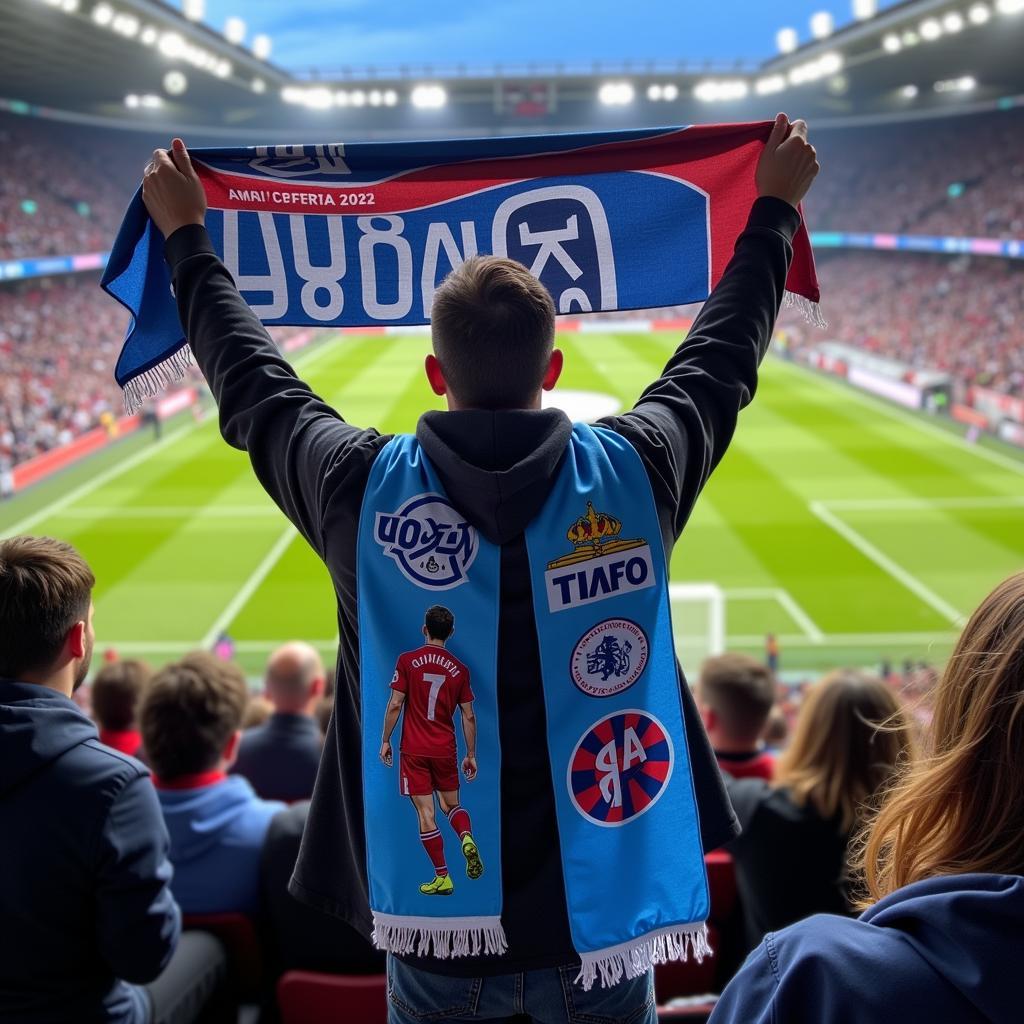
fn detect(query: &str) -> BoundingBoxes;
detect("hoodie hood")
[861,873,1024,1022]
[0,680,99,797]
[416,407,572,545]
[157,774,266,860]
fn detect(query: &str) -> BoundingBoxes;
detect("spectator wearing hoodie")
[231,642,326,802]
[91,658,151,756]
[711,571,1024,1024]
[0,536,223,1024]
[141,652,285,915]
[696,653,778,781]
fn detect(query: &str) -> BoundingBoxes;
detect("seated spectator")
[696,653,777,780]
[260,801,385,977]
[724,669,914,950]
[91,658,151,755]
[231,642,325,802]
[761,706,789,755]
[711,574,1024,1024]
[0,536,223,1023]
[141,654,285,915]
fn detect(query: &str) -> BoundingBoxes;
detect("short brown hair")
[91,659,151,731]
[141,657,248,781]
[430,255,555,408]
[0,536,95,678]
[698,653,776,744]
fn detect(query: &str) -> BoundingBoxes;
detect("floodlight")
[810,11,834,38]
[920,18,942,40]
[91,3,113,27]
[943,12,964,32]
[968,3,990,23]
[899,84,919,98]
[224,17,245,45]
[183,0,204,20]
[882,33,901,52]
[163,70,187,95]
[252,34,272,59]
[776,27,798,53]
[411,84,447,109]
[852,0,876,18]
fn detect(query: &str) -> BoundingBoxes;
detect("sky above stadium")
[188,1,899,71]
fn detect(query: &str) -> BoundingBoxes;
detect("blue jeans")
[387,955,656,1024]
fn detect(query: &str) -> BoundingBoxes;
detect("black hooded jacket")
[165,195,800,974]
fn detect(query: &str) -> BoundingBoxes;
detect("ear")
[223,729,241,766]
[542,348,564,392]
[425,353,448,397]
[67,620,87,660]
[310,675,325,700]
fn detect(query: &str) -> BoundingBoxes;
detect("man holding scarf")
[141,113,818,1022]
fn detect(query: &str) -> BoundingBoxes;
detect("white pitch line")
[820,495,1024,512]
[774,589,826,644]
[783,359,1024,477]
[50,505,280,519]
[199,525,299,649]
[809,500,965,626]
[100,638,339,654]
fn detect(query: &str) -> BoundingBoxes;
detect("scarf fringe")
[576,922,711,992]
[122,345,195,415]
[784,290,828,329]
[371,913,508,960]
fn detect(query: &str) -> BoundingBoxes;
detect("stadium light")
[158,31,185,58]
[251,77,266,93]
[942,12,964,32]
[810,11,834,38]
[350,89,367,107]
[882,32,902,52]
[125,93,162,109]
[646,83,679,101]
[775,27,798,53]
[996,0,1024,13]
[411,84,448,109]
[163,70,187,95]
[694,79,749,101]
[252,34,272,59]
[787,51,843,85]
[224,17,246,45]
[183,0,204,20]
[899,84,918,98]
[111,12,139,38]
[755,74,786,95]
[902,29,920,45]
[852,0,877,17]
[61,0,79,11]
[384,89,398,106]
[934,75,977,91]
[597,81,634,105]
[140,25,158,45]
[214,59,232,78]
[920,18,943,40]
[91,3,114,27]
[968,3,991,23]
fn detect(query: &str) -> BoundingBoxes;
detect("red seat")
[705,850,737,922]
[277,971,387,1024]
[653,923,719,1002]
[182,912,264,997]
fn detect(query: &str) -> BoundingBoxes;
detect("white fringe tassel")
[576,922,712,992]
[372,913,507,960]
[122,345,195,415]
[783,289,828,329]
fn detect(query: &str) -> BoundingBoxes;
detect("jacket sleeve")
[601,196,800,543]
[165,225,383,558]
[94,774,181,984]
[707,940,779,1024]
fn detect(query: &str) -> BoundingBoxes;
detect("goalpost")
[668,582,727,678]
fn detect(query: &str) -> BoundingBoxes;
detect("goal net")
[668,582,726,679]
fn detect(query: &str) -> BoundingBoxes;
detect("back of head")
[0,536,94,680]
[430,255,555,409]
[264,641,324,713]
[90,659,151,731]
[698,653,776,746]
[858,571,1024,904]
[778,668,913,834]
[141,657,247,781]
[424,604,454,642]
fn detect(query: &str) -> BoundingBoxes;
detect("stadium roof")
[2,0,1023,140]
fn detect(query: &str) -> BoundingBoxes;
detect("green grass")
[3,331,1023,678]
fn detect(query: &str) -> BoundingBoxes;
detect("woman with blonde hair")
[711,572,1024,1024]
[723,668,914,950]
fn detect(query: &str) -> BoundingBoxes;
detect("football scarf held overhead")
[103,123,822,411]
[357,424,709,989]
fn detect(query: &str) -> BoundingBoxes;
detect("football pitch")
[3,330,1023,678]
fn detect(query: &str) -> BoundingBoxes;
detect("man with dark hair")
[697,653,778,781]
[141,116,818,1020]
[141,656,285,915]
[379,606,480,896]
[0,536,222,1024]
[231,641,326,802]
[91,658,152,756]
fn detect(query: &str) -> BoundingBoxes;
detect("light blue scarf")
[357,423,708,988]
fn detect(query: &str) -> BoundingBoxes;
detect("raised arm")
[603,114,819,542]
[142,139,381,557]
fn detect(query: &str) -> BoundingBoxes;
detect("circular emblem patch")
[567,710,673,827]
[570,618,648,697]
[373,493,477,590]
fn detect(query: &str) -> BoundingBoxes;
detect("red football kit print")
[391,645,474,757]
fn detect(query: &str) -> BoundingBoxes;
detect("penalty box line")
[809,500,965,627]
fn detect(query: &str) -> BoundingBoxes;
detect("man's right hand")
[142,138,207,239]
[379,741,393,767]
[755,113,819,209]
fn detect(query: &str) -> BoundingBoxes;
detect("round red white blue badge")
[567,710,673,827]
[570,618,648,697]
